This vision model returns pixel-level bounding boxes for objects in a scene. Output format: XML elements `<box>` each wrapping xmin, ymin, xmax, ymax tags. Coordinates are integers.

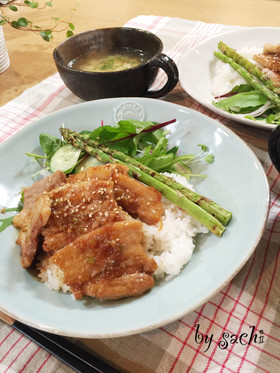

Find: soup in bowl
<box><xmin>53</xmin><ymin>27</ymin><xmax>179</xmax><ymax>101</ymax></box>
<box><xmin>69</xmin><ymin>47</ymin><xmax>149</xmax><ymax>72</ymax></box>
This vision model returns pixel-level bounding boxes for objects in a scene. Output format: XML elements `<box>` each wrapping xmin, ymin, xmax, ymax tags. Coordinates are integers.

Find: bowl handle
<box><xmin>268</xmin><ymin>125</ymin><xmax>280</xmax><ymax>173</ymax></box>
<box><xmin>144</xmin><ymin>53</ymin><xmax>179</xmax><ymax>98</ymax></box>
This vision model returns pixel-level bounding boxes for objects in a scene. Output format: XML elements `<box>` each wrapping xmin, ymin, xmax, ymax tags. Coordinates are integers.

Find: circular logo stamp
<box><xmin>114</xmin><ymin>101</ymin><xmax>145</xmax><ymax>122</ymax></box>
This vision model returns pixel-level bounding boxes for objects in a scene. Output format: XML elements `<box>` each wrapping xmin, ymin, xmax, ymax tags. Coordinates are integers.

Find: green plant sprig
<box><xmin>0</xmin><ymin>0</ymin><xmax>75</xmax><ymax>41</ymax></box>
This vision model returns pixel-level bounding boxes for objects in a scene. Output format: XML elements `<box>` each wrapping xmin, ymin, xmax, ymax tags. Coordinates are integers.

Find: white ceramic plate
<box><xmin>0</xmin><ymin>98</ymin><xmax>269</xmax><ymax>338</ymax></box>
<box><xmin>178</xmin><ymin>27</ymin><xmax>280</xmax><ymax>130</ymax></box>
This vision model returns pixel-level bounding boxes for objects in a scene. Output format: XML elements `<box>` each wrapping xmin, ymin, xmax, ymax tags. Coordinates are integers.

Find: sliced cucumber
<box><xmin>74</xmin><ymin>156</ymin><xmax>104</xmax><ymax>174</ymax></box>
<box><xmin>50</xmin><ymin>144</ymin><xmax>82</xmax><ymax>173</ymax></box>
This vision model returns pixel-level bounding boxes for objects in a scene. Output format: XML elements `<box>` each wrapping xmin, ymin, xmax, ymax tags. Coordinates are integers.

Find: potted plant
<box><xmin>0</xmin><ymin>0</ymin><xmax>75</xmax><ymax>72</ymax></box>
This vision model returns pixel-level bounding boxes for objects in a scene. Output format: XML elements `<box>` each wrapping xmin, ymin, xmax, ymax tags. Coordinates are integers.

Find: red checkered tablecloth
<box><xmin>0</xmin><ymin>16</ymin><xmax>279</xmax><ymax>373</ymax></box>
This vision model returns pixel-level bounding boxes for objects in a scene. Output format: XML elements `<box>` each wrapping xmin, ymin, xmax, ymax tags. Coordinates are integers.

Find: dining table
<box><xmin>0</xmin><ymin>0</ymin><xmax>280</xmax><ymax>372</ymax></box>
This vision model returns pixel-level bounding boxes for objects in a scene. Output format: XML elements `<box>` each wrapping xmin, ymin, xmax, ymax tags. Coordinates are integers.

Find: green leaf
<box><xmin>265</xmin><ymin>113</ymin><xmax>280</xmax><ymax>125</ymax></box>
<box><xmin>111</xmin><ymin>138</ymin><xmax>137</xmax><ymax>156</ymax></box>
<box><xmin>66</xmin><ymin>30</ymin><xmax>74</xmax><ymax>38</ymax></box>
<box><xmin>116</xmin><ymin>120</ymin><xmax>137</xmax><ymax>133</ymax></box>
<box><xmin>145</xmin><ymin>153</ymin><xmax>175</xmax><ymax>171</ymax></box>
<box><xmin>136</xmin><ymin>132</ymin><xmax>159</xmax><ymax>148</ymax></box>
<box><xmin>17</xmin><ymin>18</ymin><xmax>29</xmax><ymax>27</ymax></box>
<box><xmin>156</xmin><ymin>154</ymin><xmax>195</xmax><ymax>171</ymax></box>
<box><xmin>145</xmin><ymin>133</ymin><xmax>169</xmax><ymax>160</ymax></box>
<box><xmin>0</xmin><ymin>199</ymin><xmax>24</xmax><ymax>232</ymax></box>
<box><xmin>29</xmin><ymin>2</ymin><xmax>39</xmax><ymax>8</ymax></box>
<box><xmin>40</xmin><ymin>31</ymin><xmax>52</xmax><ymax>41</ymax></box>
<box><xmin>24</xmin><ymin>0</ymin><xmax>31</xmax><ymax>4</ymax></box>
<box><xmin>166</xmin><ymin>146</ymin><xmax>179</xmax><ymax>156</ymax></box>
<box><xmin>45</xmin><ymin>1</ymin><xmax>53</xmax><ymax>6</ymax></box>
<box><xmin>0</xmin><ymin>216</ymin><xmax>14</xmax><ymax>233</ymax></box>
<box><xmin>243</xmin><ymin>115</ymin><xmax>256</xmax><ymax>121</ymax></box>
<box><xmin>20</xmin><ymin>191</ymin><xmax>24</xmax><ymax>205</ymax></box>
<box><xmin>0</xmin><ymin>20</ymin><xmax>7</xmax><ymax>26</ymax></box>
<box><xmin>11</xmin><ymin>21</ymin><xmax>20</xmax><ymax>29</ymax></box>
<box><xmin>79</xmin><ymin>130</ymin><xmax>91</xmax><ymax>136</ymax></box>
<box><xmin>204</xmin><ymin>155</ymin><xmax>215</xmax><ymax>163</ymax></box>
<box><xmin>213</xmin><ymin>91</ymin><xmax>267</xmax><ymax>114</ymax></box>
<box><xmin>230</xmin><ymin>84</ymin><xmax>252</xmax><ymax>94</ymax></box>
<box><xmin>68</xmin><ymin>22</ymin><xmax>75</xmax><ymax>30</ymax></box>
<box><xmin>198</xmin><ymin>144</ymin><xmax>208</xmax><ymax>152</ymax></box>
<box><xmin>39</xmin><ymin>132</ymin><xmax>64</xmax><ymax>158</ymax></box>
<box><xmin>9</xmin><ymin>5</ymin><xmax>18</xmax><ymax>11</ymax></box>
<box><xmin>90</xmin><ymin>126</ymin><xmax>121</xmax><ymax>142</ymax></box>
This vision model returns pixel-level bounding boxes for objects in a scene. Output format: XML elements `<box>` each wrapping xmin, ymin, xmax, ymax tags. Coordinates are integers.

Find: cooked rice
<box><xmin>212</xmin><ymin>47</ymin><xmax>262</xmax><ymax>97</ymax></box>
<box><xmin>39</xmin><ymin>172</ymin><xmax>208</xmax><ymax>291</ymax></box>
<box><xmin>142</xmin><ymin>173</ymin><xmax>208</xmax><ymax>280</ymax></box>
<box><xmin>38</xmin><ymin>257</ymin><xmax>70</xmax><ymax>293</ymax></box>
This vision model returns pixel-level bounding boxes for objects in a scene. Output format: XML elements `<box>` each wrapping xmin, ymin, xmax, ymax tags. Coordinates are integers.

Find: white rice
<box><xmin>38</xmin><ymin>258</ymin><xmax>70</xmax><ymax>293</ymax></box>
<box><xmin>212</xmin><ymin>47</ymin><xmax>262</xmax><ymax>97</ymax></box>
<box><xmin>142</xmin><ymin>173</ymin><xmax>208</xmax><ymax>280</ymax></box>
<box><xmin>39</xmin><ymin>172</ymin><xmax>208</xmax><ymax>291</ymax></box>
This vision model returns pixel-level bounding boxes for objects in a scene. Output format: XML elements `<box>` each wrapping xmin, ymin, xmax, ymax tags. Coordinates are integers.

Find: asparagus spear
<box><xmin>60</xmin><ymin>128</ymin><xmax>229</xmax><ymax>237</ymax></box>
<box><xmin>153</xmin><ymin>173</ymin><xmax>232</xmax><ymax>226</ymax></box>
<box><xmin>214</xmin><ymin>51</ymin><xmax>280</xmax><ymax>109</ymax></box>
<box><xmin>218</xmin><ymin>41</ymin><xmax>280</xmax><ymax>95</ymax></box>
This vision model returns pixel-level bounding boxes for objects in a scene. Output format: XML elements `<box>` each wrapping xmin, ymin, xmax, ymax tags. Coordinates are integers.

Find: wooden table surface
<box><xmin>1</xmin><ymin>0</ymin><xmax>279</xmax><ymax>148</ymax></box>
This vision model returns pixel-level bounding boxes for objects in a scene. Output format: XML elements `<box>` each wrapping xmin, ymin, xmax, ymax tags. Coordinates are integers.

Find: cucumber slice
<box><xmin>74</xmin><ymin>156</ymin><xmax>103</xmax><ymax>174</ymax></box>
<box><xmin>50</xmin><ymin>144</ymin><xmax>82</xmax><ymax>173</ymax></box>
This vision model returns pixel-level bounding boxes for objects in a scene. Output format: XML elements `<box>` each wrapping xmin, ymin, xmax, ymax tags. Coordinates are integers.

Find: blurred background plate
<box><xmin>178</xmin><ymin>27</ymin><xmax>280</xmax><ymax>130</ymax></box>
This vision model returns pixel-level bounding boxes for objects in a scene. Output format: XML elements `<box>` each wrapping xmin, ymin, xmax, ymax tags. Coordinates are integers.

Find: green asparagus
<box><xmin>218</xmin><ymin>41</ymin><xmax>280</xmax><ymax>95</ymax></box>
<box><xmin>214</xmin><ymin>50</ymin><xmax>280</xmax><ymax>109</ymax></box>
<box><xmin>60</xmin><ymin>128</ymin><xmax>231</xmax><ymax>237</ymax></box>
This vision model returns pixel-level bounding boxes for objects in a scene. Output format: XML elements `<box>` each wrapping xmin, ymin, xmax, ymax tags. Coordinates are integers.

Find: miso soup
<box><xmin>69</xmin><ymin>47</ymin><xmax>149</xmax><ymax>72</ymax></box>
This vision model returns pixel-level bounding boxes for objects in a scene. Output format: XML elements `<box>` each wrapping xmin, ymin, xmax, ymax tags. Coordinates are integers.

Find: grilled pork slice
<box><xmin>13</xmin><ymin>170</ymin><xmax>67</xmax><ymax>268</ymax></box>
<box><xmin>253</xmin><ymin>53</ymin><xmax>280</xmax><ymax>72</ymax></box>
<box><xmin>67</xmin><ymin>163</ymin><xmax>126</xmax><ymax>182</ymax></box>
<box><xmin>13</xmin><ymin>170</ymin><xmax>66</xmax><ymax>229</ymax></box>
<box><xmin>263</xmin><ymin>43</ymin><xmax>280</xmax><ymax>55</ymax></box>
<box><xmin>17</xmin><ymin>194</ymin><xmax>52</xmax><ymax>268</ymax></box>
<box><xmin>50</xmin><ymin>220</ymin><xmax>157</xmax><ymax>300</ymax></box>
<box><xmin>81</xmin><ymin>273</ymin><xmax>155</xmax><ymax>300</ymax></box>
<box><xmin>262</xmin><ymin>68</ymin><xmax>280</xmax><ymax>87</ymax></box>
<box><xmin>68</xmin><ymin>164</ymin><xmax>163</xmax><ymax>225</ymax></box>
<box><xmin>42</xmin><ymin>179</ymin><xmax>129</xmax><ymax>253</ymax></box>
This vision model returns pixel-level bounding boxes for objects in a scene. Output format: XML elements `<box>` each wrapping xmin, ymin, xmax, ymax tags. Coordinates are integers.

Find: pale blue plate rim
<box><xmin>0</xmin><ymin>97</ymin><xmax>270</xmax><ymax>338</ymax></box>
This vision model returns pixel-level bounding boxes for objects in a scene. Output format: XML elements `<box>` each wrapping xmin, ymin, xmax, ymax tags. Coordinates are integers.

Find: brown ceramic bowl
<box><xmin>53</xmin><ymin>27</ymin><xmax>178</xmax><ymax>101</ymax></box>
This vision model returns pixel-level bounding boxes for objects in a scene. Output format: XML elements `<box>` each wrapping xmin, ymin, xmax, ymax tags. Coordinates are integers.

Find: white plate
<box><xmin>0</xmin><ymin>98</ymin><xmax>269</xmax><ymax>338</ymax></box>
<box><xmin>178</xmin><ymin>27</ymin><xmax>280</xmax><ymax>130</ymax></box>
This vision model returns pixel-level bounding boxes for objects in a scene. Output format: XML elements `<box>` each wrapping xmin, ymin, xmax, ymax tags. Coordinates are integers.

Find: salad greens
<box><xmin>28</xmin><ymin>119</ymin><xmax>214</xmax><ymax>179</ymax></box>
<box><xmin>213</xmin><ymin>41</ymin><xmax>280</xmax><ymax>125</ymax></box>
